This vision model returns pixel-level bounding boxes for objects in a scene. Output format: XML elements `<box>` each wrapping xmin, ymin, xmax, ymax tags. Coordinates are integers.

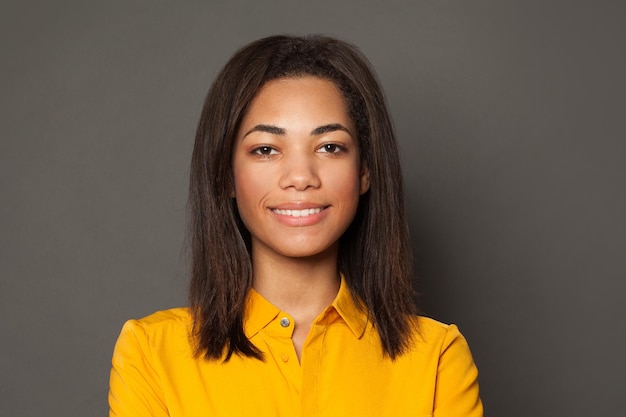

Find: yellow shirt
<box><xmin>109</xmin><ymin>279</ymin><xmax>483</xmax><ymax>416</ymax></box>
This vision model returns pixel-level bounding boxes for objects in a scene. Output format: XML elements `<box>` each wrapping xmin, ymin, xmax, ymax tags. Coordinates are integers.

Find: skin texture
<box><xmin>233</xmin><ymin>76</ymin><xmax>369</xmax><ymax>262</ymax></box>
<box><xmin>231</xmin><ymin>76</ymin><xmax>370</xmax><ymax>358</ymax></box>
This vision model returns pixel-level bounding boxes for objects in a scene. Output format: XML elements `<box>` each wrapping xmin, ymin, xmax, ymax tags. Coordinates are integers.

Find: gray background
<box><xmin>1</xmin><ymin>1</ymin><xmax>624</xmax><ymax>416</ymax></box>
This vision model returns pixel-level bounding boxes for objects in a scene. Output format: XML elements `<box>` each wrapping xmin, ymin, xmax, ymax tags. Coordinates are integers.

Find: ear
<box><xmin>359</xmin><ymin>165</ymin><xmax>370</xmax><ymax>195</ymax></box>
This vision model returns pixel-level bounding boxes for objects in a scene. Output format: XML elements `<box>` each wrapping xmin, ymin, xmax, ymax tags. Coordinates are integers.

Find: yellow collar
<box><xmin>243</xmin><ymin>275</ymin><xmax>368</xmax><ymax>339</ymax></box>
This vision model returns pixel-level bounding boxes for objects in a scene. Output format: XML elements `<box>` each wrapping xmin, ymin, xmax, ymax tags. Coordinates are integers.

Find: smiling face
<box><xmin>232</xmin><ymin>76</ymin><xmax>369</xmax><ymax>262</ymax></box>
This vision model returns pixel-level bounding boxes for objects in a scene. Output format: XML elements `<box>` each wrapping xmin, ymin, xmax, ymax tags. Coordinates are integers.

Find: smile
<box><xmin>271</xmin><ymin>207</ymin><xmax>324</xmax><ymax>217</ymax></box>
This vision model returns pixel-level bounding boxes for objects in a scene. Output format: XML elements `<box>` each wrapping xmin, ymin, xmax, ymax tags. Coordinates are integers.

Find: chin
<box><xmin>258</xmin><ymin>238</ymin><xmax>340</xmax><ymax>261</ymax></box>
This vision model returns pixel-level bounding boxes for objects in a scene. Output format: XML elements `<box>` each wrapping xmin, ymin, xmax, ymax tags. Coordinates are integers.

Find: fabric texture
<box><xmin>109</xmin><ymin>279</ymin><xmax>483</xmax><ymax>417</ymax></box>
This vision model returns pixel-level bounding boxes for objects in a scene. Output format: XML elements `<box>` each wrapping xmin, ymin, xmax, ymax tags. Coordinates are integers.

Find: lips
<box><xmin>268</xmin><ymin>202</ymin><xmax>330</xmax><ymax>222</ymax></box>
<box><xmin>271</xmin><ymin>207</ymin><xmax>323</xmax><ymax>217</ymax></box>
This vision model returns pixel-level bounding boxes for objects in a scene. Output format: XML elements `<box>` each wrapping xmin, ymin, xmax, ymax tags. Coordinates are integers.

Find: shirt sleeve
<box><xmin>433</xmin><ymin>324</ymin><xmax>483</xmax><ymax>417</ymax></box>
<box><xmin>108</xmin><ymin>320</ymin><xmax>169</xmax><ymax>417</ymax></box>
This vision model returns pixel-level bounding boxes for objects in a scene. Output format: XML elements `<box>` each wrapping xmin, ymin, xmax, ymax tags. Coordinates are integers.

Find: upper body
<box><xmin>109</xmin><ymin>35</ymin><xmax>483</xmax><ymax>417</ymax></box>
<box><xmin>109</xmin><ymin>279</ymin><xmax>482</xmax><ymax>417</ymax></box>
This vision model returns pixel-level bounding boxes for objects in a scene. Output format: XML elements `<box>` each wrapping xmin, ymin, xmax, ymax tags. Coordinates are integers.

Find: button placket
<box><xmin>273</xmin><ymin>315</ymin><xmax>295</xmax><ymax>366</ymax></box>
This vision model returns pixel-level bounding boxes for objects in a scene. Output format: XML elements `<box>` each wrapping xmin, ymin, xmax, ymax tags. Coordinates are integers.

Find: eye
<box><xmin>251</xmin><ymin>146</ymin><xmax>278</xmax><ymax>156</ymax></box>
<box><xmin>317</xmin><ymin>143</ymin><xmax>345</xmax><ymax>154</ymax></box>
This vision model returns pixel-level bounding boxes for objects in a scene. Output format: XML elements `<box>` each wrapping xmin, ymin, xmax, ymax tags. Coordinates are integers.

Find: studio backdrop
<box><xmin>1</xmin><ymin>1</ymin><xmax>624</xmax><ymax>416</ymax></box>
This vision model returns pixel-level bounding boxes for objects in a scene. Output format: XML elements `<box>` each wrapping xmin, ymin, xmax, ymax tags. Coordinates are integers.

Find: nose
<box><xmin>278</xmin><ymin>151</ymin><xmax>321</xmax><ymax>191</ymax></box>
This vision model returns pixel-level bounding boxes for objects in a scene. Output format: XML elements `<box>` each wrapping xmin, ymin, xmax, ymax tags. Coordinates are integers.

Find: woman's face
<box><xmin>232</xmin><ymin>76</ymin><xmax>369</xmax><ymax>261</ymax></box>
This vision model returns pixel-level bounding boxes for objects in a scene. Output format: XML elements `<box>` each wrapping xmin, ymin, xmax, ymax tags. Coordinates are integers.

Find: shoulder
<box><xmin>109</xmin><ymin>308</ymin><xmax>194</xmax><ymax>416</ymax></box>
<box><xmin>415</xmin><ymin>316</ymin><xmax>460</xmax><ymax>337</ymax></box>
<box><xmin>404</xmin><ymin>316</ymin><xmax>475</xmax><ymax>360</ymax></box>
<box><xmin>129</xmin><ymin>307</ymin><xmax>192</xmax><ymax>328</ymax></box>
<box><xmin>410</xmin><ymin>317</ymin><xmax>483</xmax><ymax>415</ymax></box>
<box><xmin>114</xmin><ymin>308</ymin><xmax>193</xmax><ymax>355</ymax></box>
<box><xmin>122</xmin><ymin>307</ymin><xmax>191</xmax><ymax>332</ymax></box>
<box><xmin>413</xmin><ymin>315</ymin><xmax>462</xmax><ymax>340</ymax></box>
<box><xmin>415</xmin><ymin>315</ymin><xmax>452</xmax><ymax>332</ymax></box>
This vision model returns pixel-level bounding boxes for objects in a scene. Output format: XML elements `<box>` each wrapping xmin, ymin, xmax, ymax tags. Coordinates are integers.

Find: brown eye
<box><xmin>252</xmin><ymin>146</ymin><xmax>278</xmax><ymax>156</ymax></box>
<box><xmin>318</xmin><ymin>143</ymin><xmax>345</xmax><ymax>154</ymax></box>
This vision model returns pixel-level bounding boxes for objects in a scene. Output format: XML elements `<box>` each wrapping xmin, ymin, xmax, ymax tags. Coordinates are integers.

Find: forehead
<box><xmin>241</xmin><ymin>77</ymin><xmax>352</xmax><ymax>126</ymax></box>
<box><xmin>256</xmin><ymin>76</ymin><xmax>346</xmax><ymax>102</ymax></box>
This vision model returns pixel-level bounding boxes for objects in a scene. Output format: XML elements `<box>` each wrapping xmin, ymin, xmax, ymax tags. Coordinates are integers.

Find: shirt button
<box><xmin>281</xmin><ymin>353</ymin><xmax>289</xmax><ymax>362</ymax></box>
<box><xmin>279</xmin><ymin>317</ymin><xmax>290</xmax><ymax>327</ymax></box>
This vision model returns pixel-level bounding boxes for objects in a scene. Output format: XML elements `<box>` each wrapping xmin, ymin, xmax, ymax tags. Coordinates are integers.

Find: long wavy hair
<box><xmin>189</xmin><ymin>35</ymin><xmax>417</xmax><ymax>361</ymax></box>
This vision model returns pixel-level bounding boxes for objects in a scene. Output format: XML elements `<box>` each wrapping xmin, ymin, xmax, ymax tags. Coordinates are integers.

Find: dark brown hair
<box><xmin>189</xmin><ymin>35</ymin><xmax>417</xmax><ymax>361</ymax></box>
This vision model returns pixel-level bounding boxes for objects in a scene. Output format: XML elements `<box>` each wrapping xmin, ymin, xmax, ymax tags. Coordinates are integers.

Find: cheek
<box><xmin>232</xmin><ymin>158</ymin><xmax>255</xmax><ymax>199</ymax></box>
<box><xmin>232</xmin><ymin>182</ymin><xmax>256</xmax><ymax>234</ymax></box>
<box><xmin>233</xmin><ymin>174</ymin><xmax>256</xmax><ymax>208</ymax></box>
<box><xmin>232</xmin><ymin>165</ymin><xmax>270</xmax><ymax>218</ymax></box>
<box><xmin>326</xmin><ymin>165</ymin><xmax>363</xmax><ymax>213</ymax></box>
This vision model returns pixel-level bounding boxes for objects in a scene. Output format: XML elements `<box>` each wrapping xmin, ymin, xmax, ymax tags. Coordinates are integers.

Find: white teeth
<box><xmin>273</xmin><ymin>208</ymin><xmax>322</xmax><ymax>217</ymax></box>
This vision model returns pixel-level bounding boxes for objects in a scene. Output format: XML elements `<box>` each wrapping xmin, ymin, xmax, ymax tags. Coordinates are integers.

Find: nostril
<box><xmin>279</xmin><ymin>165</ymin><xmax>321</xmax><ymax>190</ymax></box>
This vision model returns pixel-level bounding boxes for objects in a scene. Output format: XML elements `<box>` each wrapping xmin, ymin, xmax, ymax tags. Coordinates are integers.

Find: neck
<box><xmin>251</xmin><ymin>243</ymin><xmax>341</xmax><ymax>318</ymax></box>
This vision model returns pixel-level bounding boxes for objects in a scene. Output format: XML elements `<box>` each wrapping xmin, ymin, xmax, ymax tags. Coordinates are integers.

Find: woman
<box><xmin>109</xmin><ymin>35</ymin><xmax>483</xmax><ymax>417</ymax></box>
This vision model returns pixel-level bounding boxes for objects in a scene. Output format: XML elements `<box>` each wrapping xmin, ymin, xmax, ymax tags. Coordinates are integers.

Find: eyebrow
<box><xmin>243</xmin><ymin>124</ymin><xmax>285</xmax><ymax>137</ymax></box>
<box><xmin>311</xmin><ymin>123</ymin><xmax>352</xmax><ymax>136</ymax></box>
<box><xmin>243</xmin><ymin>123</ymin><xmax>352</xmax><ymax>138</ymax></box>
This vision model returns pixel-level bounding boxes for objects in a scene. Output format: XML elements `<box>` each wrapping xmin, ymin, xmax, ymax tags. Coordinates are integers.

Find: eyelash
<box><xmin>249</xmin><ymin>143</ymin><xmax>347</xmax><ymax>158</ymax></box>
<box><xmin>251</xmin><ymin>146</ymin><xmax>278</xmax><ymax>156</ymax></box>
<box><xmin>317</xmin><ymin>143</ymin><xmax>346</xmax><ymax>154</ymax></box>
